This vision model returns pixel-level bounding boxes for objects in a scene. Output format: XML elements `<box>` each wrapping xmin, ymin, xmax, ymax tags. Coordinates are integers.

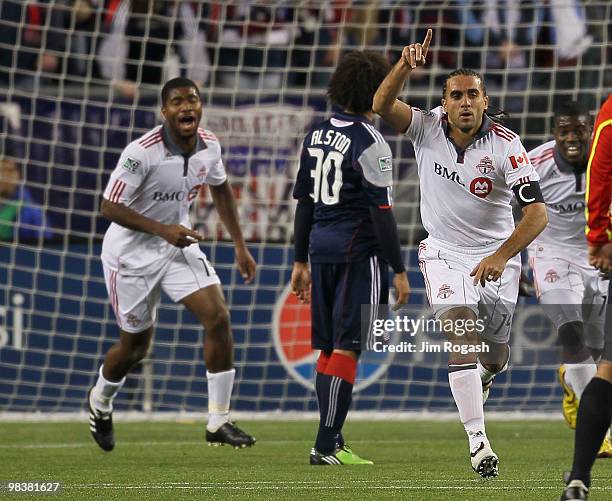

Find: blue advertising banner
<box><xmin>1</xmin><ymin>243</ymin><xmax>562</xmax><ymax>414</ymax></box>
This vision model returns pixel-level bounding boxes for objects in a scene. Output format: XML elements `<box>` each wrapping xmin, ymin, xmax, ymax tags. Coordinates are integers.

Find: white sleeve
<box><xmin>504</xmin><ymin>138</ymin><xmax>540</xmax><ymax>188</ymax></box>
<box><xmin>204</xmin><ymin>142</ymin><xmax>227</xmax><ymax>186</ymax></box>
<box><xmin>404</xmin><ymin>107</ymin><xmax>440</xmax><ymax>147</ymax></box>
<box><xmin>103</xmin><ymin>143</ymin><xmax>148</xmax><ymax>204</ymax></box>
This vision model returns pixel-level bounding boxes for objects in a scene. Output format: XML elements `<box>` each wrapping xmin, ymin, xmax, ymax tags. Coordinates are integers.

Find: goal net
<box><xmin>0</xmin><ymin>1</ymin><xmax>610</xmax><ymax>417</ymax></box>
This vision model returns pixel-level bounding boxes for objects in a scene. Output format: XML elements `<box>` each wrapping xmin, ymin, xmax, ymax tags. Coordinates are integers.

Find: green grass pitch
<box><xmin>1</xmin><ymin>420</ymin><xmax>610</xmax><ymax>500</ymax></box>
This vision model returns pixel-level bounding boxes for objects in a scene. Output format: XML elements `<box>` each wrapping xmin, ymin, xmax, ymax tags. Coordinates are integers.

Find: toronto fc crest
<box><xmin>476</xmin><ymin>156</ymin><xmax>495</xmax><ymax>174</ymax></box>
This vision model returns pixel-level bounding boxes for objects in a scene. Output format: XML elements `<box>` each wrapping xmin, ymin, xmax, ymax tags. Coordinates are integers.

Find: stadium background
<box><xmin>0</xmin><ymin>0</ymin><xmax>610</xmax><ymax>417</ymax></box>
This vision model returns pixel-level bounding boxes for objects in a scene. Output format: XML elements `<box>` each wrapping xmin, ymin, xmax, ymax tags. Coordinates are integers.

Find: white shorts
<box><xmin>102</xmin><ymin>245</ymin><xmax>220</xmax><ymax>333</ymax></box>
<box><xmin>528</xmin><ymin>245</ymin><xmax>608</xmax><ymax>349</ymax></box>
<box><xmin>418</xmin><ymin>237</ymin><xmax>521</xmax><ymax>343</ymax></box>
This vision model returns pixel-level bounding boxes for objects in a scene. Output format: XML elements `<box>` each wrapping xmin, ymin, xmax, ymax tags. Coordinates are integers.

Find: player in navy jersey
<box><xmin>291</xmin><ymin>51</ymin><xmax>410</xmax><ymax>465</ymax></box>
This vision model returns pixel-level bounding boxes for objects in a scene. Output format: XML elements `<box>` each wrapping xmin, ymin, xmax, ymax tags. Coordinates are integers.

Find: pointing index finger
<box><xmin>422</xmin><ymin>29</ymin><xmax>432</xmax><ymax>57</ymax></box>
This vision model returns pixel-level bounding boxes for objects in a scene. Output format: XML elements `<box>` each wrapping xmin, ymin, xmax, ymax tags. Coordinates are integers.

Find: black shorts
<box><xmin>310</xmin><ymin>256</ymin><xmax>389</xmax><ymax>352</ymax></box>
<box><xmin>603</xmin><ymin>274</ymin><xmax>612</xmax><ymax>362</ymax></box>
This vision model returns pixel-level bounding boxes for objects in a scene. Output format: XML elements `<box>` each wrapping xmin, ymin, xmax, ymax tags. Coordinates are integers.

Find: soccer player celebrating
<box><xmin>88</xmin><ymin>77</ymin><xmax>257</xmax><ymax>451</ymax></box>
<box><xmin>373</xmin><ymin>29</ymin><xmax>548</xmax><ymax>477</ymax></box>
<box><xmin>291</xmin><ymin>50</ymin><xmax>410</xmax><ymax>465</ymax></box>
<box><xmin>526</xmin><ymin>101</ymin><xmax>611</xmax><ymax>457</ymax></box>
<box><xmin>561</xmin><ymin>94</ymin><xmax>612</xmax><ymax>501</ymax></box>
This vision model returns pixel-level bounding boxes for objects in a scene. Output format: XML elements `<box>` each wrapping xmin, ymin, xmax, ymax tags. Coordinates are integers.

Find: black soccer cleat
<box><xmin>87</xmin><ymin>387</ymin><xmax>115</xmax><ymax>452</ymax></box>
<box><xmin>206</xmin><ymin>422</ymin><xmax>256</xmax><ymax>449</ymax></box>
<box><xmin>560</xmin><ymin>479</ymin><xmax>589</xmax><ymax>500</ymax></box>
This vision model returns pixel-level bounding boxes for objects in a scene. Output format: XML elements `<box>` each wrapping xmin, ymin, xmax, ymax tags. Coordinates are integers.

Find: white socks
<box><xmin>449</xmin><ymin>367</ymin><xmax>485</xmax><ymax>435</ymax></box>
<box><xmin>477</xmin><ymin>347</ymin><xmax>510</xmax><ymax>384</ymax></box>
<box><xmin>565</xmin><ymin>358</ymin><xmax>596</xmax><ymax>400</ymax></box>
<box><xmin>206</xmin><ymin>368</ymin><xmax>235</xmax><ymax>432</ymax></box>
<box><xmin>477</xmin><ymin>360</ymin><xmax>496</xmax><ymax>385</ymax></box>
<box><xmin>90</xmin><ymin>365</ymin><xmax>125</xmax><ymax>413</ymax></box>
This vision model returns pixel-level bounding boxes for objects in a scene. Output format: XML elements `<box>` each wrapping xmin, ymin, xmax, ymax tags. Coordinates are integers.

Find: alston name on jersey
<box><xmin>310</xmin><ymin>129</ymin><xmax>351</xmax><ymax>155</ymax></box>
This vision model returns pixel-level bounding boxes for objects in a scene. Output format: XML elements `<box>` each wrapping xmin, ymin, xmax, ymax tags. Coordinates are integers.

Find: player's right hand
<box><xmin>160</xmin><ymin>224</ymin><xmax>204</xmax><ymax>248</ymax></box>
<box><xmin>291</xmin><ymin>262</ymin><xmax>311</xmax><ymax>304</ymax></box>
<box><xmin>588</xmin><ymin>242</ymin><xmax>612</xmax><ymax>273</ymax></box>
<box><xmin>402</xmin><ymin>29</ymin><xmax>432</xmax><ymax>69</ymax></box>
<box><xmin>392</xmin><ymin>272</ymin><xmax>410</xmax><ymax>311</ymax></box>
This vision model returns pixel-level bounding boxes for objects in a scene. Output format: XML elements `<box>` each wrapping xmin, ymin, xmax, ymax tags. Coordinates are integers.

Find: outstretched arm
<box><xmin>372</xmin><ymin>29</ymin><xmax>432</xmax><ymax>133</ymax></box>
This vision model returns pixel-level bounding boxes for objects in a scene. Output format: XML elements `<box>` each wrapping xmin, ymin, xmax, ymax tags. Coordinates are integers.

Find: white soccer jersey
<box><xmin>528</xmin><ymin>140</ymin><xmax>588</xmax><ymax>252</ymax></box>
<box><xmin>406</xmin><ymin>106</ymin><xmax>539</xmax><ymax>248</ymax></box>
<box><xmin>102</xmin><ymin>125</ymin><xmax>227</xmax><ymax>275</ymax></box>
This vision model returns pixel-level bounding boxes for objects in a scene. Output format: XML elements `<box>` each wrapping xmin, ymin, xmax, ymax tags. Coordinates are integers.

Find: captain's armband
<box><xmin>512</xmin><ymin>181</ymin><xmax>544</xmax><ymax>207</ymax></box>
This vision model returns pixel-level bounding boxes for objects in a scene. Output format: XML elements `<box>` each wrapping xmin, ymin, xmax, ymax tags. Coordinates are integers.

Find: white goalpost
<box><xmin>0</xmin><ymin>1</ymin><xmax>610</xmax><ymax>419</ymax></box>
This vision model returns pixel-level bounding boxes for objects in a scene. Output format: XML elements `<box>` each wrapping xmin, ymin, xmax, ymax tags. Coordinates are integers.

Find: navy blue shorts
<box><xmin>310</xmin><ymin>256</ymin><xmax>389</xmax><ymax>352</ymax></box>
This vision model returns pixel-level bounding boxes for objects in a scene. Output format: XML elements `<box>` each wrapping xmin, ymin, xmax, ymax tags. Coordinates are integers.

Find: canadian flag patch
<box><xmin>508</xmin><ymin>151</ymin><xmax>529</xmax><ymax>169</ymax></box>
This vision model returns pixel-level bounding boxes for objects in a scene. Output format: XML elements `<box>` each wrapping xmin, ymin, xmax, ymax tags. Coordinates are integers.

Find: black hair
<box><xmin>327</xmin><ymin>50</ymin><xmax>392</xmax><ymax>114</ymax></box>
<box><xmin>442</xmin><ymin>68</ymin><xmax>487</xmax><ymax>98</ymax></box>
<box><xmin>442</xmin><ymin>68</ymin><xmax>509</xmax><ymax>125</ymax></box>
<box><xmin>161</xmin><ymin>77</ymin><xmax>200</xmax><ymax>104</ymax></box>
<box><xmin>1</xmin><ymin>135</ymin><xmax>23</xmax><ymax>164</ymax></box>
<box><xmin>554</xmin><ymin>100</ymin><xmax>591</xmax><ymax>120</ymax></box>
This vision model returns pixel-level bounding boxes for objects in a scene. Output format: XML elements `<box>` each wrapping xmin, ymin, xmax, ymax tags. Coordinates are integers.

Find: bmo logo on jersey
<box><xmin>551</xmin><ymin>201</ymin><xmax>585</xmax><ymax>213</ymax></box>
<box><xmin>153</xmin><ymin>185</ymin><xmax>202</xmax><ymax>202</ymax></box>
<box><xmin>470</xmin><ymin>177</ymin><xmax>493</xmax><ymax>198</ymax></box>
<box><xmin>153</xmin><ymin>191</ymin><xmax>185</xmax><ymax>202</ymax></box>
<box><xmin>433</xmin><ymin>162</ymin><xmax>465</xmax><ymax>187</ymax></box>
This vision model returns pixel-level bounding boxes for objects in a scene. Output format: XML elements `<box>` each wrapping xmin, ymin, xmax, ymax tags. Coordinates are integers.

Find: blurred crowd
<box><xmin>0</xmin><ymin>0</ymin><xmax>610</xmax><ymax>243</ymax></box>
<box><xmin>0</xmin><ymin>1</ymin><xmax>609</xmax><ymax>103</ymax></box>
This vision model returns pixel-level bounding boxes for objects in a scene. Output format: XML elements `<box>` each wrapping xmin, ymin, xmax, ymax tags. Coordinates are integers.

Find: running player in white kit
<box><xmin>373</xmin><ymin>30</ymin><xmax>548</xmax><ymax>477</ymax></box>
<box><xmin>88</xmin><ymin>77</ymin><xmax>257</xmax><ymax>451</ymax></box>
<box><xmin>527</xmin><ymin>101</ymin><xmax>611</xmax><ymax>457</ymax></box>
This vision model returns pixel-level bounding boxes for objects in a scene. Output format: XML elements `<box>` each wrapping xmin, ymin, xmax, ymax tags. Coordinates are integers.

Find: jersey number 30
<box><xmin>307</xmin><ymin>148</ymin><xmax>343</xmax><ymax>205</ymax></box>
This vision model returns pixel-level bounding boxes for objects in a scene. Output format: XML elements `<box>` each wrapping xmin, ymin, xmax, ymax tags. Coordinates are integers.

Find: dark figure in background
<box><xmin>0</xmin><ymin>155</ymin><xmax>53</xmax><ymax>241</ymax></box>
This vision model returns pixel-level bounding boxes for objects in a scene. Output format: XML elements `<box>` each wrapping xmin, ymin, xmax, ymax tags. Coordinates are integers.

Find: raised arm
<box><xmin>372</xmin><ymin>29</ymin><xmax>432</xmax><ymax>133</ymax></box>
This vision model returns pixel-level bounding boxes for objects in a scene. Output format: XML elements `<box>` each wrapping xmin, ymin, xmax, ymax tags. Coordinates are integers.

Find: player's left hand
<box><xmin>470</xmin><ymin>253</ymin><xmax>508</xmax><ymax>287</ymax></box>
<box><xmin>235</xmin><ymin>245</ymin><xmax>256</xmax><ymax>284</ymax></box>
<box><xmin>392</xmin><ymin>272</ymin><xmax>411</xmax><ymax>310</ymax></box>
<box><xmin>588</xmin><ymin>242</ymin><xmax>612</xmax><ymax>274</ymax></box>
<box><xmin>518</xmin><ymin>271</ymin><xmax>534</xmax><ymax>297</ymax></box>
<box><xmin>291</xmin><ymin>262</ymin><xmax>311</xmax><ymax>304</ymax></box>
